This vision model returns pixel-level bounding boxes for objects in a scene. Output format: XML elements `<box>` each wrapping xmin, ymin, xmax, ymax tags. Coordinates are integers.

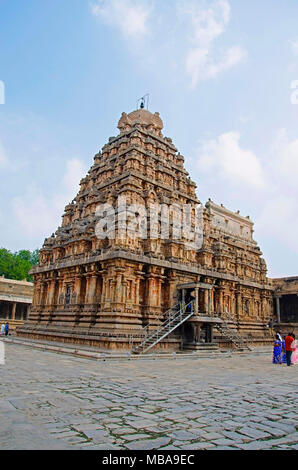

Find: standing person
<box><xmin>0</xmin><ymin>323</ymin><xmax>5</xmax><ymax>335</ymax></box>
<box><xmin>4</xmin><ymin>322</ymin><xmax>9</xmax><ymax>337</ymax></box>
<box><xmin>291</xmin><ymin>334</ymin><xmax>298</xmax><ymax>365</ymax></box>
<box><xmin>282</xmin><ymin>336</ymin><xmax>287</xmax><ymax>364</ymax></box>
<box><xmin>272</xmin><ymin>334</ymin><xmax>283</xmax><ymax>364</ymax></box>
<box><xmin>284</xmin><ymin>332</ymin><xmax>294</xmax><ymax>366</ymax></box>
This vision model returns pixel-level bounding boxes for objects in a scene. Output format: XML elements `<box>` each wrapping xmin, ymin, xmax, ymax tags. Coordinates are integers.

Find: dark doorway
<box><xmin>280</xmin><ymin>295</ymin><xmax>298</xmax><ymax>323</ymax></box>
<box><xmin>200</xmin><ymin>324</ymin><xmax>212</xmax><ymax>343</ymax></box>
<box><xmin>183</xmin><ymin>322</ymin><xmax>194</xmax><ymax>343</ymax></box>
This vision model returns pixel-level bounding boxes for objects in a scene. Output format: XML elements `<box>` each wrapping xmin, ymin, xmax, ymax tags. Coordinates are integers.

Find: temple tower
<box><xmin>17</xmin><ymin>108</ymin><xmax>274</xmax><ymax>350</ymax></box>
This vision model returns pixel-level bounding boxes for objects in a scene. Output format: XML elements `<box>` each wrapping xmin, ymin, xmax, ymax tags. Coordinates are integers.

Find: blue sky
<box><xmin>0</xmin><ymin>0</ymin><xmax>298</xmax><ymax>277</ymax></box>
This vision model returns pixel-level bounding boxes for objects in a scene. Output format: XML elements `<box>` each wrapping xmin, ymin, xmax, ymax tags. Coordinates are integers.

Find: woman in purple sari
<box><xmin>272</xmin><ymin>334</ymin><xmax>283</xmax><ymax>364</ymax></box>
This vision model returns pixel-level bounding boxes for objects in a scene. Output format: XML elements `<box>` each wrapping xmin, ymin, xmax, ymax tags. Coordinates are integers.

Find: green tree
<box><xmin>16</xmin><ymin>250</ymin><xmax>32</xmax><ymax>263</ymax></box>
<box><xmin>30</xmin><ymin>249</ymin><xmax>40</xmax><ymax>266</ymax></box>
<box><xmin>0</xmin><ymin>248</ymin><xmax>40</xmax><ymax>281</ymax></box>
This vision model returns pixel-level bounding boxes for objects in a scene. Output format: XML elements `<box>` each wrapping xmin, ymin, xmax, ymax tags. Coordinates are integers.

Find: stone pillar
<box><xmin>275</xmin><ymin>296</ymin><xmax>281</xmax><ymax>323</ymax></box>
<box><xmin>262</xmin><ymin>294</ymin><xmax>268</xmax><ymax>321</ymax></box>
<box><xmin>157</xmin><ymin>276</ymin><xmax>163</xmax><ymax>308</ymax></box>
<box><xmin>85</xmin><ymin>276</ymin><xmax>92</xmax><ymax>304</ymax></box>
<box><xmin>115</xmin><ymin>273</ymin><xmax>123</xmax><ymax>303</ymax></box>
<box><xmin>121</xmin><ymin>280</ymin><xmax>127</xmax><ymax>304</ymax></box>
<box><xmin>25</xmin><ymin>305</ymin><xmax>30</xmax><ymax>320</ymax></box>
<box><xmin>210</xmin><ymin>289</ymin><xmax>215</xmax><ymax>314</ymax></box>
<box><xmin>47</xmin><ymin>280</ymin><xmax>56</xmax><ymax>307</ymax></box>
<box><xmin>236</xmin><ymin>289</ymin><xmax>242</xmax><ymax>323</ymax></box>
<box><xmin>143</xmin><ymin>269</ymin><xmax>163</xmax><ymax>328</ymax></box>
<box><xmin>11</xmin><ymin>302</ymin><xmax>16</xmax><ymax>320</ymax></box>
<box><xmin>90</xmin><ymin>275</ymin><xmax>98</xmax><ymax>305</ymax></box>
<box><xmin>148</xmin><ymin>276</ymin><xmax>157</xmax><ymax>307</ymax></box>
<box><xmin>74</xmin><ymin>276</ymin><xmax>82</xmax><ymax>304</ymax></box>
<box><xmin>210</xmin><ymin>325</ymin><xmax>214</xmax><ymax>343</ymax></box>
<box><xmin>33</xmin><ymin>283</ymin><xmax>40</xmax><ymax>306</ymax></box>
<box><xmin>71</xmin><ymin>274</ymin><xmax>83</xmax><ymax>324</ymax></box>
<box><xmin>167</xmin><ymin>275</ymin><xmax>178</xmax><ymax>309</ymax></box>
<box><xmin>101</xmin><ymin>276</ymin><xmax>107</xmax><ymax>305</ymax></box>
<box><xmin>79</xmin><ymin>273</ymin><xmax>99</xmax><ymax>327</ymax></box>
<box><xmin>194</xmin><ymin>323</ymin><xmax>201</xmax><ymax>343</ymax></box>
<box><xmin>208</xmin><ymin>289</ymin><xmax>212</xmax><ymax>316</ymax></box>
<box><xmin>135</xmin><ymin>277</ymin><xmax>140</xmax><ymax>306</ymax></box>
<box><xmin>194</xmin><ymin>288</ymin><xmax>199</xmax><ymax>315</ymax></box>
<box><xmin>56</xmin><ymin>278</ymin><xmax>63</xmax><ymax>305</ymax></box>
<box><xmin>218</xmin><ymin>289</ymin><xmax>224</xmax><ymax>315</ymax></box>
<box><xmin>39</xmin><ymin>283</ymin><xmax>45</xmax><ymax>306</ymax></box>
<box><xmin>204</xmin><ymin>289</ymin><xmax>209</xmax><ymax>314</ymax></box>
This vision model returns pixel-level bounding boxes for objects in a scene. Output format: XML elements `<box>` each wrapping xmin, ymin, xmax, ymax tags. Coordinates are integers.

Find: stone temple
<box><xmin>17</xmin><ymin>108</ymin><xmax>275</xmax><ymax>352</ymax></box>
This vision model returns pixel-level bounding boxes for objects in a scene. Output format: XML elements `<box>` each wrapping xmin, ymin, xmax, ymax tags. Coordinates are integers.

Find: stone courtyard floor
<box><xmin>0</xmin><ymin>341</ymin><xmax>297</xmax><ymax>451</ymax></box>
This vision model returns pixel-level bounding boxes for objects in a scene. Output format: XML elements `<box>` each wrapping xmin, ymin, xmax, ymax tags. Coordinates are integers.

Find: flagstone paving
<box><xmin>0</xmin><ymin>342</ymin><xmax>297</xmax><ymax>450</ymax></box>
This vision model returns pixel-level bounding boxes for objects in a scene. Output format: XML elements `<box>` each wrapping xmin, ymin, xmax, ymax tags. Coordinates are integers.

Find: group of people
<box><xmin>0</xmin><ymin>322</ymin><xmax>9</xmax><ymax>336</ymax></box>
<box><xmin>272</xmin><ymin>331</ymin><xmax>297</xmax><ymax>366</ymax></box>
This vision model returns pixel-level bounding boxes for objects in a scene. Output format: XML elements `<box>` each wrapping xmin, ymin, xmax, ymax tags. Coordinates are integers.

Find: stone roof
<box><xmin>118</xmin><ymin>109</ymin><xmax>163</xmax><ymax>135</ymax></box>
<box><xmin>0</xmin><ymin>276</ymin><xmax>33</xmax><ymax>287</ymax></box>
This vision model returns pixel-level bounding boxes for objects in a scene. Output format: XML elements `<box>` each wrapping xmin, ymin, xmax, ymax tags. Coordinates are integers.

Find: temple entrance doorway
<box><xmin>183</xmin><ymin>322</ymin><xmax>195</xmax><ymax>343</ymax></box>
<box><xmin>200</xmin><ymin>324</ymin><xmax>213</xmax><ymax>343</ymax></box>
<box><xmin>177</xmin><ymin>288</ymin><xmax>195</xmax><ymax>311</ymax></box>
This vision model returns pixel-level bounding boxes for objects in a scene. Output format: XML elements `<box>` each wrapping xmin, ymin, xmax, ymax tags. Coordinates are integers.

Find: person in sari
<box><xmin>282</xmin><ymin>336</ymin><xmax>287</xmax><ymax>364</ymax></box>
<box><xmin>291</xmin><ymin>334</ymin><xmax>298</xmax><ymax>364</ymax></box>
<box><xmin>272</xmin><ymin>334</ymin><xmax>283</xmax><ymax>364</ymax></box>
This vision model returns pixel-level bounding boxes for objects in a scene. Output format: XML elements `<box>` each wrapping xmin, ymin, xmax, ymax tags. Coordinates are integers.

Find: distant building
<box><xmin>0</xmin><ymin>276</ymin><xmax>33</xmax><ymax>330</ymax></box>
<box><xmin>272</xmin><ymin>277</ymin><xmax>298</xmax><ymax>334</ymax></box>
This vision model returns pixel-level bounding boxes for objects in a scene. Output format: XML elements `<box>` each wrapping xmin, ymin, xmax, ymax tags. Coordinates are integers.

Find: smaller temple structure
<box><xmin>272</xmin><ymin>277</ymin><xmax>298</xmax><ymax>335</ymax></box>
<box><xmin>0</xmin><ymin>276</ymin><xmax>33</xmax><ymax>330</ymax></box>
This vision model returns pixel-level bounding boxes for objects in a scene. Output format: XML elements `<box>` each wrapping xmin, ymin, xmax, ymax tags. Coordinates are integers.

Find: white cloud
<box><xmin>186</xmin><ymin>45</ymin><xmax>246</xmax><ymax>86</ymax></box>
<box><xmin>278</xmin><ymin>138</ymin><xmax>298</xmax><ymax>184</ymax></box>
<box><xmin>178</xmin><ymin>0</ymin><xmax>246</xmax><ymax>86</ymax></box>
<box><xmin>91</xmin><ymin>0</ymin><xmax>246</xmax><ymax>88</ymax></box>
<box><xmin>12</xmin><ymin>158</ymin><xmax>87</xmax><ymax>241</ymax></box>
<box><xmin>91</xmin><ymin>0</ymin><xmax>151</xmax><ymax>39</ymax></box>
<box><xmin>62</xmin><ymin>158</ymin><xmax>87</xmax><ymax>199</ymax></box>
<box><xmin>256</xmin><ymin>195</ymin><xmax>298</xmax><ymax>256</ymax></box>
<box><xmin>177</xmin><ymin>0</ymin><xmax>231</xmax><ymax>46</ymax></box>
<box><xmin>290</xmin><ymin>39</ymin><xmax>298</xmax><ymax>56</ymax></box>
<box><xmin>0</xmin><ymin>138</ymin><xmax>8</xmax><ymax>167</ymax></box>
<box><xmin>196</xmin><ymin>131</ymin><xmax>265</xmax><ymax>188</ymax></box>
<box><xmin>192</xmin><ymin>127</ymin><xmax>298</xmax><ymax>271</ymax></box>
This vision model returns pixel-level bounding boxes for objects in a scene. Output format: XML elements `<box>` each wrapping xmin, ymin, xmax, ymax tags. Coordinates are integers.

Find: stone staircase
<box><xmin>131</xmin><ymin>305</ymin><xmax>251</xmax><ymax>355</ymax></box>
<box><xmin>131</xmin><ymin>303</ymin><xmax>194</xmax><ymax>355</ymax></box>
<box><xmin>214</xmin><ymin>313</ymin><xmax>252</xmax><ymax>351</ymax></box>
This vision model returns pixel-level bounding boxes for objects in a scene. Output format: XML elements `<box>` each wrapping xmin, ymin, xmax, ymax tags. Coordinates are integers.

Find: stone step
<box><xmin>1</xmin><ymin>336</ymin><xmax>273</xmax><ymax>362</ymax></box>
<box><xmin>183</xmin><ymin>343</ymin><xmax>219</xmax><ymax>351</ymax></box>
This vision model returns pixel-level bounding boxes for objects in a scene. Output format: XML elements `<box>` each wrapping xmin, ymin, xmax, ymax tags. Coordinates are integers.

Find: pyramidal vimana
<box><xmin>17</xmin><ymin>107</ymin><xmax>274</xmax><ymax>352</ymax></box>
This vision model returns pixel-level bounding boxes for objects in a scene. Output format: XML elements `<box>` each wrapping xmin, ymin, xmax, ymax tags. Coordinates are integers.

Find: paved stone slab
<box><xmin>124</xmin><ymin>437</ymin><xmax>171</xmax><ymax>450</ymax></box>
<box><xmin>237</xmin><ymin>427</ymin><xmax>271</xmax><ymax>440</ymax></box>
<box><xmin>0</xmin><ymin>343</ymin><xmax>297</xmax><ymax>450</ymax></box>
